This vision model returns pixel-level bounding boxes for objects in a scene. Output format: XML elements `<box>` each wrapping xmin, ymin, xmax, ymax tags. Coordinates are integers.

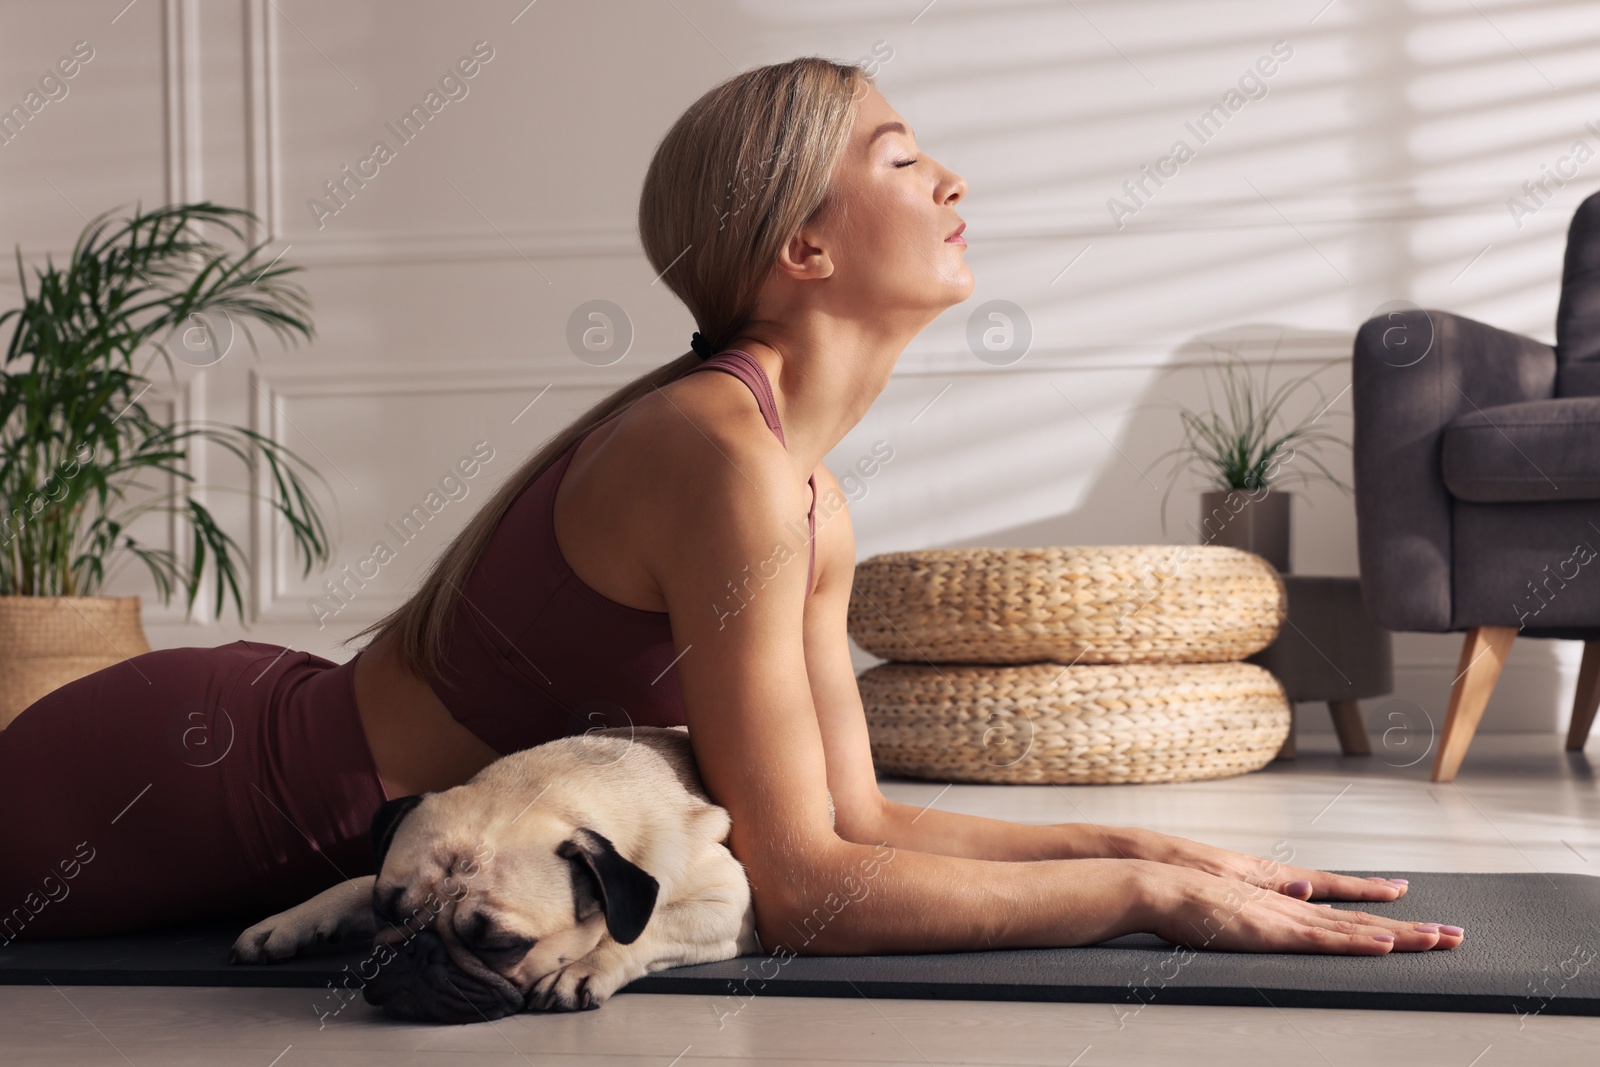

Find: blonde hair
<box><xmin>350</xmin><ymin>56</ymin><xmax>871</xmax><ymax>683</ymax></box>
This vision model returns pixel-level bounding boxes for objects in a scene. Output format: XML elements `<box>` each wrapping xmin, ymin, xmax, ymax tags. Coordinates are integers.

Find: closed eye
<box><xmin>456</xmin><ymin>909</ymin><xmax>538</xmax><ymax>961</ymax></box>
<box><xmin>479</xmin><ymin>936</ymin><xmax>535</xmax><ymax>951</ymax></box>
<box><xmin>895</xmin><ymin>158</ymin><xmax>918</xmax><ymax>167</ymax></box>
<box><xmin>475</xmin><ymin>934</ymin><xmax>538</xmax><ymax>964</ymax></box>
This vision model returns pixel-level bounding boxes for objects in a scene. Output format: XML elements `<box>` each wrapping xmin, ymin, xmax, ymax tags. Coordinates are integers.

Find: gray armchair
<box><xmin>1352</xmin><ymin>188</ymin><xmax>1600</xmax><ymax>782</ymax></box>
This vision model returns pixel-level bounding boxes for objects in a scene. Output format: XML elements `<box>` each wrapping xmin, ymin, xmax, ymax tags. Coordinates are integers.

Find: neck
<box><xmin>724</xmin><ymin>313</ymin><xmax>923</xmax><ymax>479</ymax></box>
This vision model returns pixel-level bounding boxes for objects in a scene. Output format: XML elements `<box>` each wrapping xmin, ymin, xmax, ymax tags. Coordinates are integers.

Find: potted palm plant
<box><xmin>0</xmin><ymin>202</ymin><xmax>332</xmax><ymax>727</ymax></box>
<box><xmin>1147</xmin><ymin>348</ymin><xmax>1353</xmax><ymax>573</ymax></box>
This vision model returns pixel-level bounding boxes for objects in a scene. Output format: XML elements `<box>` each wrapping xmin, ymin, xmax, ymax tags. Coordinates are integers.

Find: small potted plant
<box><xmin>1147</xmin><ymin>347</ymin><xmax>1353</xmax><ymax>573</ymax></box>
<box><xmin>0</xmin><ymin>202</ymin><xmax>333</xmax><ymax>727</ymax></box>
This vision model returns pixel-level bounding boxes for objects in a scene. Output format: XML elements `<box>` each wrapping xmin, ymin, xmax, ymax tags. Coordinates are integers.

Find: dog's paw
<box><xmin>230</xmin><ymin>877</ymin><xmax>377</xmax><ymax>964</ymax></box>
<box><xmin>229</xmin><ymin>905</ymin><xmax>372</xmax><ymax>964</ymax></box>
<box><xmin>528</xmin><ymin>960</ymin><xmax>616</xmax><ymax>1013</ymax></box>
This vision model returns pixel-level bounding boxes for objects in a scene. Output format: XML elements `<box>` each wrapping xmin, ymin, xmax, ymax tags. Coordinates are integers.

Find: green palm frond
<box><xmin>0</xmin><ymin>202</ymin><xmax>331</xmax><ymax>620</ymax></box>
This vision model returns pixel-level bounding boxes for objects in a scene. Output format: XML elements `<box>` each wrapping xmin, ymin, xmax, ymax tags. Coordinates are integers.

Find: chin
<box><xmin>943</xmin><ymin>264</ymin><xmax>976</xmax><ymax>302</ymax></box>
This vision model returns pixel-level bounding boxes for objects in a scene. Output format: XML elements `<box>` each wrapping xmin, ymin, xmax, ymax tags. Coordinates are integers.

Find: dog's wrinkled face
<box><xmin>359</xmin><ymin>787</ymin><xmax>659</xmax><ymax>1023</ymax></box>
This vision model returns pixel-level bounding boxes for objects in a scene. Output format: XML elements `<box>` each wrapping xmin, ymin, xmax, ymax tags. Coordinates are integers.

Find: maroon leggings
<box><xmin>0</xmin><ymin>641</ymin><xmax>390</xmax><ymax>941</ymax></box>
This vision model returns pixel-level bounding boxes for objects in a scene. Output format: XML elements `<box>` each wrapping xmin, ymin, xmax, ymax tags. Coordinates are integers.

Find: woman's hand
<box><xmin>1104</xmin><ymin>826</ymin><xmax>1412</xmax><ymax>902</ymax></box>
<box><xmin>1126</xmin><ymin>860</ymin><xmax>1465</xmax><ymax>954</ymax></box>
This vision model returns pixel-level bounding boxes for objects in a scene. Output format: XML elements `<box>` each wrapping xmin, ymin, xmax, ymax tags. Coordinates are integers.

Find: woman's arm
<box><xmin>801</xmin><ymin>469</ymin><xmax>1411</xmax><ymax>906</ymax></box>
<box><xmin>771</xmin><ymin>838</ymin><xmax>1455</xmax><ymax>957</ymax></box>
<box><xmin>652</xmin><ymin>432</ymin><xmax>1457</xmax><ymax>957</ymax></box>
<box><xmin>864</xmin><ymin>799</ymin><xmax>1134</xmax><ymax>861</ymax></box>
<box><xmin>860</xmin><ymin>802</ymin><xmax>1411</xmax><ymax>904</ymax></box>
<box><xmin>796</xmin><ymin>465</ymin><xmax>1112</xmax><ymax>862</ymax></box>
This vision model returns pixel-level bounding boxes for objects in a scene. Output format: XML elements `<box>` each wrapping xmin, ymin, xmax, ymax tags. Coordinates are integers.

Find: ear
<box><xmin>371</xmin><ymin>794</ymin><xmax>425</xmax><ymax>871</ymax></box>
<box><xmin>556</xmin><ymin>827</ymin><xmax>659</xmax><ymax>945</ymax></box>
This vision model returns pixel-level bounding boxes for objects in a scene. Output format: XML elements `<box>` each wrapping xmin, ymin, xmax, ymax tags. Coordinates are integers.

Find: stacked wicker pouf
<box><xmin>847</xmin><ymin>545</ymin><xmax>1291</xmax><ymax>785</ymax></box>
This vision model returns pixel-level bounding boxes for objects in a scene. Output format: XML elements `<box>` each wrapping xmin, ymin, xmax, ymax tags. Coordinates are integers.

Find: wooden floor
<box><xmin>3</xmin><ymin>732</ymin><xmax>1597</xmax><ymax>1066</ymax></box>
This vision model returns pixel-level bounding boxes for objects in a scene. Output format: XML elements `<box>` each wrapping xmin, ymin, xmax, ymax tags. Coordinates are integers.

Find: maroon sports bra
<box><xmin>426</xmin><ymin>349</ymin><xmax>818</xmax><ymax>755</ymax></box>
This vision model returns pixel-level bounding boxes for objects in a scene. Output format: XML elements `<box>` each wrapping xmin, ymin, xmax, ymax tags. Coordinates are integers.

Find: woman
<box><xmin>0</xmin><ymin>57</ymin><xmax>1460</xmax><ymax>955</ymax></box>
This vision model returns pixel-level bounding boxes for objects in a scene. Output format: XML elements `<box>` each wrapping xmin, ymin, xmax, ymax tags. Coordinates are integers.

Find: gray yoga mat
<box><xmin>1</xmin><ymin>872</ymin><xmax>1596</xmax><ymax>1017</ymax></box>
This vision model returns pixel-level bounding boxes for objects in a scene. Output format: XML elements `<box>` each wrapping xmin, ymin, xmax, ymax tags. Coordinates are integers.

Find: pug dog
<box><xmin>229</xmin><ymin>725</ymin><xmax>801</xmax><ymax>1022</ymax></box>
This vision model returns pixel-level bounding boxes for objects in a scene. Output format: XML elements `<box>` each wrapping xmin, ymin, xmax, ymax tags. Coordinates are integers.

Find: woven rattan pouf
<box><xmin>848</xmin><ymin>546</ymin><xmax>1291</xmax><ymax>784</ymax></box>
<box><xmin>848</xmin><ymin>544</ymin><xmax>1285</xmax><ymax>664</ymax></box>
<box><xmin>857</xmin><ymin>660</ymin><xmax>1291</xmax><ymax>784</ymax></box>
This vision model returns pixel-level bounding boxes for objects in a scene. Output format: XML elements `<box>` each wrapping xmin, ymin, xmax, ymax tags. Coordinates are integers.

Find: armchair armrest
<box><xmin>1351</xmin><ymin>309</ymin><xmax>1557</xmax><ymax>632</ymax></box>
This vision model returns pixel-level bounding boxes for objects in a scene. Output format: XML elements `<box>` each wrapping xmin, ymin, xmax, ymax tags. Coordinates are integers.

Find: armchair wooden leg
<box><xmin>1433</xmin><ymin>626</ymin><xmax>1516</xmax><ymax>782</ymax></box>
<box><xmin>1566</xmin><ymin>640</ymin><xmax>1600</xmax><ymax>752</ymax></box>
<box><xmin>1328</xmin><ymin>700</ymin><xmax>1371</xmax><ymax>755</ymax></box>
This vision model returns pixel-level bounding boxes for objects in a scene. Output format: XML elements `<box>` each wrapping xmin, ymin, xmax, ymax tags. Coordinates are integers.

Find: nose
<box><xmin>942</xmin><ymin>166</ymin><xmax>966</xmax><ymax>205</ymax></box>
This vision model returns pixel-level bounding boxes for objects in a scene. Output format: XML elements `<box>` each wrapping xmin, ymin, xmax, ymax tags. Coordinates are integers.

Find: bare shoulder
<box><xmin>614</xmin><ymin>374</ymin><xmax>813</xmax><ymax>573</ymax></box>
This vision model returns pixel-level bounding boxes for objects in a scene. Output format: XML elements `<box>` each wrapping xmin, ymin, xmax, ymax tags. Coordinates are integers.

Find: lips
<box><xmin>946</xmin><ymin>222</ymin><xmax>966</xmax><ymax>242</ymax></box>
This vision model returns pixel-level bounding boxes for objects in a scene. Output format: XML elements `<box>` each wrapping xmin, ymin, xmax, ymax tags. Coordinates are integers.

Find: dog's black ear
<box><xmin>556</xmin><ymin>827</ymin><xmax>659</xmax><ymax>945</ymax></box>
<box><xmin>371</xmin><ymin>794</ymin><xmax>425</xmax><ymax>871</ymax></box>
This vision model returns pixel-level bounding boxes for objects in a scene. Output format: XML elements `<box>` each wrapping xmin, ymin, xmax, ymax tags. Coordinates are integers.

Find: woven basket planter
<box><xmin>0</xmin><ymin>596</ymin><xmax>152</xmax><ymax>730</ymax></box>
<box><xmin>859</xmin><ymin>659</ymin><xmax>1290</xmax><ymax>784</ymax></box>
<box><xmin>848</xmin><ymin>545</ymin><xmax>1284</xmax><ymax>665</ymax></box>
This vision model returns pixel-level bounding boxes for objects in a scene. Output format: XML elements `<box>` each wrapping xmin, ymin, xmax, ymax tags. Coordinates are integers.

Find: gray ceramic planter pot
<box><xmin>1197</xmin><ymin>488</ymin><xmax>1291</xmax><ymax>573</ymax></box>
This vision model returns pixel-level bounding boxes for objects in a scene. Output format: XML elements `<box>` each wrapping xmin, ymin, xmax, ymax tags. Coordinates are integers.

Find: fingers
<box><xmin>1163</xmin><ymin>868</ymin><xmax>1464</xmax><ymax>955</ymax></box>
<box><xmin>1282</xmin><ymin>871</ymin><xmax>1407</xmax><ymax>902</ymax></box>
<box><xmin>1276</xmin><ymin>923</ymin><xmax>1398</xmax><ymax>955</ymax></box>
<box><xmin>1206</xmin><ymin>906</ymin><xmax>1397</xmax><ymax>954</ymax></box>
<box><xmin>1360</xmin><ymin>875</ymin><xmax>1410</xmax><ymax>899</ymax></box>
<box><xmin>1298</xmin><ymin>902</ymin><xmax>1465</xmax><ymax>951</ymax></box>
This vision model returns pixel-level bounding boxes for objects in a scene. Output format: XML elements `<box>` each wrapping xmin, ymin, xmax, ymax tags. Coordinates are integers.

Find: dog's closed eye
<box><xmin>475</xmin><ymin>934</ymin><xmax>537</xmax><ymax>966</ymax></box>
<box><xmin>457</xmin><ymin>909</ymin><xmax>537</xmax><ymax>964</ymax></box>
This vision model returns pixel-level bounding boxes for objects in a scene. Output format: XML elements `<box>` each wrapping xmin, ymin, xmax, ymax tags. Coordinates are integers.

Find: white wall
<box><xmin>2</xmin><ymin>0</ymin><xmax>1595</xmax><ymax>737</ymax></box>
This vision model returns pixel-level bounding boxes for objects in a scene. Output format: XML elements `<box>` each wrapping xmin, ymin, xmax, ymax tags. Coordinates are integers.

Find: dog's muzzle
<box><xmin>362</xmin><ymin>925</ymin><xmax>525</xmax><ymax>1023</ymax></box>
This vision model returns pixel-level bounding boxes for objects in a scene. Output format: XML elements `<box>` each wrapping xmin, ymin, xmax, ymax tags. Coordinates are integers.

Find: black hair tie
<box><xmin>689</xmin><ymin>331</ymin><xmax>716</xmax><ymax>359</ymax></box>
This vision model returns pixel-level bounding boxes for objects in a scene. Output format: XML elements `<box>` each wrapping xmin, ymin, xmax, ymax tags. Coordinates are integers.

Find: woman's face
<box><xmin>788</xmin><ymin>82</ymin><xmax>973</xmax><ymax>319</ymax></box>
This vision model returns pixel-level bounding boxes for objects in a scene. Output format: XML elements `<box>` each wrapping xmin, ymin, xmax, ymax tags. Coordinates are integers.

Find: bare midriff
<box><xmin>352</xmin><ymin>628</ymin><xmax>502</xmax><ymax>800</ymax></box>
<box><xmin>350</xmin><ymin>415</ymin><xmax>660</xmax><ymax>800</ymax></box>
